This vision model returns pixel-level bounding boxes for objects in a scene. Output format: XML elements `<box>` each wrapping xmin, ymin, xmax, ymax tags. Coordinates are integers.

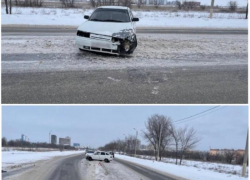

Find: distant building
<box><xmin>21</xmin><ymin>134</ymin><xmax>25</xmax><ymax>141</ymax></box>
<box><xmin>59</xmin><ymin>136</ymin><xmax>71</xmax><ymax>146</ymax></box>
<box><xmin>73</xmin><ymin>143</ymin><xmax>80</xmax><ymax>148</ymax></box>
<box><xmin>209</xmin><ymin>149</ymin><xmax>245</xmax><ymax>156</ymax></box>
<box><xmin>51</xmin><ymin>135</ymin><xmax>57</xmax><ymax>145</ymax></box>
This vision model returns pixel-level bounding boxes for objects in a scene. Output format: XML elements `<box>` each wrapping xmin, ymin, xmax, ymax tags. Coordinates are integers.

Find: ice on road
<box><xmin>2</xmin><ymin>34</ymin><xmax>247</xmax><ymax>73</ymax></box>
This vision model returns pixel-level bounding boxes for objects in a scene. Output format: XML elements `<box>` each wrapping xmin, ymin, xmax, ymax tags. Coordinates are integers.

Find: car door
<box><xmin>100</xmin><ymin>152</ymin><xmax>106</xmax><ymax>160</ymax></box>
<box><xmin>93</xmin><ymin>152</ymin><xmax>100</xmax><ymax>160</ymax></box>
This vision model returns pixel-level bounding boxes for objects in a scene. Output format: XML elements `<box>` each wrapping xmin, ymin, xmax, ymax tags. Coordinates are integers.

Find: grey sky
<box><xmin>188</xmin><ymin>0</ymin><xmax>247</xmax><ymax>6</ymax></box>
<box><xmin>2</xmin><ymin>106</ymin><xmax>248</xmax><ymax>151</ymax></box>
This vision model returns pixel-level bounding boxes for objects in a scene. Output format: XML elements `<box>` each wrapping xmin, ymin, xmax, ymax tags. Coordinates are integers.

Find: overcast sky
<box><xmin>2</xmin><ymin>106</ymin><xmax>248</xmax><ymax>151</ymax></box>
<box><xmin>185</xmin><ymin>0</ymin><xmax>247</xmax><ymax>6</ymax></box>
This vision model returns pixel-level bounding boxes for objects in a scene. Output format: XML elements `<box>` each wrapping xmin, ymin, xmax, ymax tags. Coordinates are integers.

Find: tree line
<box><xmin>2</xmin><ymin>137</ymin><xmax>76</xmax><ymax>150</ymax></box>
<box><xmin>99</xmin><ymin>114</ymin><xmax>245</xmax><ymax>165</ymax></box>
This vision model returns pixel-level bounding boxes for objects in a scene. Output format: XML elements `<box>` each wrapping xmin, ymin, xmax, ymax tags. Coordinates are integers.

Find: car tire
<box><xmin>104</xmin><ymin>159</ymin><xmax>110</xmax><ymax>163</ymax></box>
<box><xmin>88</xmin><ymin>157</ymin><xmax>92</xmax><ymax>161</ymax></box>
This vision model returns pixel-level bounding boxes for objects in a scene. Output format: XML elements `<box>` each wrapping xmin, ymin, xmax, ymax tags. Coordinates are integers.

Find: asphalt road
<box><xmin>114</xmin><ymin>158</ymin><xmax>177</xmax><ymax>180</ymax></box>
<box><xmin>2</xmin><ymin>27</ymin><xmax>248</xmax><ymax>104</ymax></box>
<box><xmin>2</xmin><ymin>26</ymin><xmax>248</xmax><ymax>36</ymax></box>
<box><xmin>2</xmin><ymin>154</ymin><xmax>180</xmax><ymax>180</ymax></box>
<box><xmin>2</xmin><ymin>65</ymin><xmax>247</xmax><ymax>104</ymax></box>
<box><xmin>44</xmin><ymin>154</ymin><xmax>85</xmax><ymax>180</ymax></box>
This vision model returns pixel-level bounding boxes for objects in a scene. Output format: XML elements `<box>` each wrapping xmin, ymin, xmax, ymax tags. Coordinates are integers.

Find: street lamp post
<box><xmin>49</xmin><ymin>130</ymin><xmax>52</xmax><ymax>144</ymax></box>
<box><xmin>133</xmin><ymin>128</ymin><xmax>138</xmax><ymax>157</ymax></box>
<box><xmin>123</xmin><ymin>134</ymin><xmax>127</xmax><ymax>154</ymax></box>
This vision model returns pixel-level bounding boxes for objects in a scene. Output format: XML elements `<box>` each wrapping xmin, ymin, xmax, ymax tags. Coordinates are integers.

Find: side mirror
<box><xmin>132</xmin><ymin>17</ymin><xmax>139</xmax><ymax>22</ymax></box>
<box><xmin>84</xmin><ymin>15</ymin><xmax>89</xmax><ymax>19</ymax></box>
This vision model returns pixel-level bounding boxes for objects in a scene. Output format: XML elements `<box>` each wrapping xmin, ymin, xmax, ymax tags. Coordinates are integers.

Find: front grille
<box><xmin>77</xmin><ymin>31</ymin><xmax>90</xmax><ymax>38</ymax></box>
<box><xmin>91</xmin><ymin>47</ymin><xmax>101</xmax><ymax>51</ymax></box>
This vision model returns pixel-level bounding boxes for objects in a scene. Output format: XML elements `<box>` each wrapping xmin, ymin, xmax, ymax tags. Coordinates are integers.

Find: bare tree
<box><xmin>137</xmin><ymin>0</ymin><xmax>145</xmax><ymax>8</ymax></box>
<box><xmin>228</xmin><ymin>1</ymin><xmax>238</xmax><ymax>12</ymax></box>
<box><xmin>175</xmin><ymin>0</ymin><xmax>182</xmax><ymax>10</ymax></box>
<box><xmin>224</xmin><ymin>149</ymin><xmax>236</xmax><ymax>164</ymax></box>
<box><xmin>5</xmin><ymin>0</ymin><xmax>12</xmax><ymax>14</ymax></box>
<box><xmin>183</xmin><ymin>1</ymin><xmax>196</xmax><ymax>10</ymax></box>
<box><xmin>143</xmin><ymin>114</ymin><xmax>172</xmax><ymax>161</ymax></box>
<box><xmin>153</xmin><ymin>0</ymin><xmax>161</xmax><ymax>8</ymax></box>
<box><xmin>170</xmin><ymin>124</ymin><xmax>182</xmax><ymax>165</ymax></box>
<box><xmin>179</xmin><ymin>126</ymin><xmax>201</xmax><ymax>165</ymax></box>
<box><xmin>2</xmin><ymin>137</ymin><xmax>7</xmax><ymax>146</ymax></box>
<box><xmin>60</xmin><ymin>0</ymin><xmax>75</xmax><ymax>7</ymax></box>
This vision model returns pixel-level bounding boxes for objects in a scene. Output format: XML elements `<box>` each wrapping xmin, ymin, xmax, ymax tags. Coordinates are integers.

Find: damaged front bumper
<box><xmin>75</xmin><ymin>29</ymin><xmax>137</xmax><ymax>55</ymax></box>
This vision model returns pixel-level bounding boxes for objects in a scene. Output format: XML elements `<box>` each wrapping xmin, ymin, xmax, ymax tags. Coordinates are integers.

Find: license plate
<box><xmin>91</xmin><ymin>42</ymin><xmax>111</xmax><ymax>49</ymax></box>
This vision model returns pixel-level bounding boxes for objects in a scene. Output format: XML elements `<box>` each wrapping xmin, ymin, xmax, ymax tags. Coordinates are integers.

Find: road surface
<box><xmin>2</xmin><ymin>27</ymin><xmax>248</xmax><ymax>104</ymax></box>
<box><xmin>2</xmin><ymin>154</ymin><xmax>179</xmax><ymax>180</ymax></box>
<box><xmin>2</xmin><ymin>26</ymin><xmax>248</xmax><ymax>36</ymax></box>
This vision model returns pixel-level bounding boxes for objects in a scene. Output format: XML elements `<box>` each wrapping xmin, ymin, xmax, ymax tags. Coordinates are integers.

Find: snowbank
<box><xmin>2</xmin><ymin>7</ymin><xmax>248</xmax><ymax>29</ymax></box>
<box><xmin>2</xmin><ymin>150</ymin><xmax>85</xmax><ymax>169</ymax></box>
<box><xmin>115</xmin><ymin>154</ymin><xmax>248</xmax><ymax>180</ymax></box>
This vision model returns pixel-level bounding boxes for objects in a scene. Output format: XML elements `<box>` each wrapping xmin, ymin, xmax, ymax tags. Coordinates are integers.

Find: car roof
<box><xmin>97</xmin><ymin>6</ymin><xmax>129</xmax><ymax>10</ymax></box>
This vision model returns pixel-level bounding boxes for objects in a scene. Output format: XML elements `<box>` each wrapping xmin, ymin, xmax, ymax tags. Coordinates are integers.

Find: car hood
<box><xmin>77</xmin><ymin>21</ymin><xmax>135</xmax><ymax>37</ymax></box>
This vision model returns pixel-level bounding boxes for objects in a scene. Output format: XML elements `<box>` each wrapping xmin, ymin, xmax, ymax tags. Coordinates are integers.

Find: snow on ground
<box><xmin>2</xmin><ymin>150</ymin><xmax>85</xmax><ymax>170</ymax></box>
<box><xmin>2</xmin><ymin>7</ymin><xmax>248</xmax><ymax>28</ymax></box>
<box><xmin>115</xmin><ymin>154</ymin><xmax>248</xmax><ymax>180</ymax></box>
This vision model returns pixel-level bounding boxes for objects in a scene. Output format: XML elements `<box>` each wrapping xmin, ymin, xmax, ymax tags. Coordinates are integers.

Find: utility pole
<box><xmin>210</xmin><ymin>0</ymin><xmax>215</xmax><ymax>19</ymax></box>
<box><xmin>242</xmin><ymin>130</ymin><xmax>248</xmax><ymax>177</ymax></box>
<box><xmin>49</xmin><ymin>130</ymin><xmax>52</xmax><ymax>144</ymax></box>
<box><xmin>133</xmin><ymin>128</ymin><xmax>138</xmax><ymax>157</ymax></box>
<box><xmin>157</xmin><ymin>124</ymin><xmax>162</xmax><ymax>161</ymax></box>
<box><xmin>246</xmin><ymin>3</ymin><xmax>248</xmax><ymax>19</ymax></box>
<box><xmin>123</xmin><ymin>134</ymin><xmax>127</xmax><ymax>154</ymax></box>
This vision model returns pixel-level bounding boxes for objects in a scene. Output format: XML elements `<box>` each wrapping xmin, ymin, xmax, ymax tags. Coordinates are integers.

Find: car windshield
<box><xmin>89</xmin><ymin>8</ymin><xmax>130</xmax><ymax>23</ymax></box>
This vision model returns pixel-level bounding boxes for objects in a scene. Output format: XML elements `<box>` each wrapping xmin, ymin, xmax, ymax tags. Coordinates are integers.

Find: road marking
<box><xmin>108</xmin><ymin>77</ymin><xmax>121</xmax><ymax>82</ymax></box>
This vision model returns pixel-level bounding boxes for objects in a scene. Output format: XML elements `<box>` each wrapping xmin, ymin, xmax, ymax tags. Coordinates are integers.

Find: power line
<box><xmin>174</xmin><ymin>106</ymin><xmax>220</xmax><ymax>123</ymax></box>
<box><xmin>174</xmin><ymin>106</ymin><xmax>227</xmax><ymax>124</ymax></box>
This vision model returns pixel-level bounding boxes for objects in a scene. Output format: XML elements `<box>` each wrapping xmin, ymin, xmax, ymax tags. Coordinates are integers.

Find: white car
<box><xmin>75</xmin><ymin>6</ymin><xmax>139</xmax><ymax>55</ymax></box>
<box><xmin>87</xmin><ymin>151</ymin><xmax>113</xmax><ymax>162</ymax></box>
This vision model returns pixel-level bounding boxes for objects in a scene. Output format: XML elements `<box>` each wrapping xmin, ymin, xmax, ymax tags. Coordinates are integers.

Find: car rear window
<box><xmin>90</xmin><ymin>8</ymin><xmax>130</xmax><ymax>23</ymax></box>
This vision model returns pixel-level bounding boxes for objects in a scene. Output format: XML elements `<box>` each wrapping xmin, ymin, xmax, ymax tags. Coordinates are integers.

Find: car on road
<box><xmin>87</xmin><ymin>151</ymin><xmax>113</xmax><ymax>162</ymax></box>
<box><xmin>76</xmin><ymin>6</ymin><xmax>139</xmax><ymax>55</ymax></box>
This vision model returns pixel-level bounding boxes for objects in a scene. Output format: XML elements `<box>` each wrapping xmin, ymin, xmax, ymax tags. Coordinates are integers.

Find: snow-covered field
<box><xmin>2</xmin><ymin>150</ymin><xmax>85</xmax><ymax>170</ymax></box>
<box><xmin>2</xmin><ymin>7</ymin><xmax>248</xmax><ymax>28</ymax></box>
<box><xmin>115</xmin><ymin>154</ymin><xmax>248</xmax><ymax>180</ymax></box>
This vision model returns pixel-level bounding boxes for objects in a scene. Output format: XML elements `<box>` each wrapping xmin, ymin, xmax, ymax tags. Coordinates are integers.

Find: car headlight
<box><xmin>127</xmin><ymin>34</ymin><xmax>136</xmax><ymax>42</ymax></box>
<box><xmin>123</xmin><ymin>40</ymin><xmax>130</xmax><ymax>52</ymax></box>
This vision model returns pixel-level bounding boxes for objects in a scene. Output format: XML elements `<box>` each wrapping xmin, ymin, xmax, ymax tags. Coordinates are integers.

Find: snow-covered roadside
<box><xmin>115</xmin><ymin>154</ymin><xmax>248</xmax><ymax>180</ymax></box>
<box><xmin>2</xmin><ymin>150</ymin><xmax>85</xmax><ymax>170</ymax></box>
<box><xmin>2</xmin><ymin>7</ymin><xmax>248</xmax><ymax>29</ymax></box>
